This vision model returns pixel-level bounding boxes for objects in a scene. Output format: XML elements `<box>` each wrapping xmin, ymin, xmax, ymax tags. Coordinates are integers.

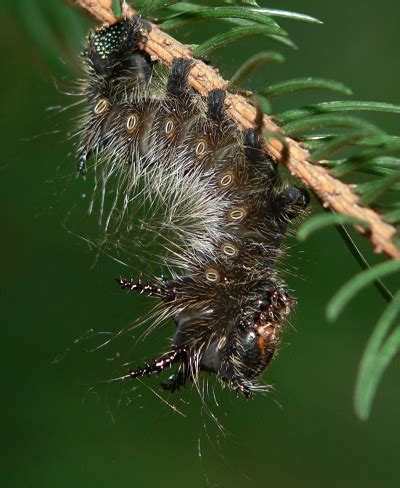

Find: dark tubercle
<box><xmin>243</xmin><ymin>128</ymin><xmax>278</xmax><ymax>181</ymax></box>
<box><xmin>166</xmin><ymin>58</ymin><xmax>194</xmax><ymax>95</ymax></box>
<box><xmin>207</xmin><ymin>89</ymin><xmax>226</xmax><ymax>121</ymax></box>
<box><xmin>243</xmin><ymin>128</ymin><xmax>263</xmax><ymax>162</ymax></box>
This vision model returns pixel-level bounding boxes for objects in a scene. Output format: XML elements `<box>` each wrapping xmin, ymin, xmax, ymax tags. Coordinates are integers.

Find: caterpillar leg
<box><xmin>274</xmin><ymin>186</ymin><xmax>310</xmax><ymax>221</ymax></box>
<box><xmin>234</xmin><ymin>381</ymin><xmax>254</xmax><ymax>399</ymax></box>
<box><xmin>122</xmin><ymin>348</ymin><xmax>187</xmax><ymax>381</ymax></box>
<box><xmin>117</xmin><ymin>277</ymin><xmax>177</xmax><ymax>302</ymax></box>
<box><xmin>161</xmin><ymin>369</ymin><xmax>191</xmax><ymax>393</ymax></box>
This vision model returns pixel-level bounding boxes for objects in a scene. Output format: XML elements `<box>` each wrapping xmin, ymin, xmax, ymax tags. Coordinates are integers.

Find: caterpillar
<box><xmin>75</xmin><ymin>16</ymin><xmax>309</xmax><ymax>397</ymax></box>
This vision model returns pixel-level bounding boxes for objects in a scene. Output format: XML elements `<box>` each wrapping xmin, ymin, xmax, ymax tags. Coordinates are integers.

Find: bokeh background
<box><xmin>1</xmin><ymin>1</ymin><xmax>399</xmax><ymax>487</ymax></box>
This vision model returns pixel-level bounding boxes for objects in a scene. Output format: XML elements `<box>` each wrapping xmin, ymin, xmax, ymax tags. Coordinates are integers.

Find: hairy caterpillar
<box><xmin>75</xmin><ymin>16</ymin><xmax>309</xmax><ymax>397</ymax></box>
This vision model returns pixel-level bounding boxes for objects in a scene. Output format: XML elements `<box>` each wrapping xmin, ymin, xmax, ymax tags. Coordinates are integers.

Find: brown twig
<box><xmin>71</xmin><ymin>0</ymin><xmax>400</xmax><ymax>259</ymax></box>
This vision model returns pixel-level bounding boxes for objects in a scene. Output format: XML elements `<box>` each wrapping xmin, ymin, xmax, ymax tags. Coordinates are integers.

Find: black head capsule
<box><xmin>87</xmin><ymin>17</ymin><xmax>153</xmax><ymax>82</ymax></box>
<box><xmin>151</xmin><ymin>289</ymin><xmax>294</xmax><ymax>396</ymax></box>
<box><xmin>194</xmin><ymin>316</ymin><xmax>278</xmax><ymax>396</ymax></box>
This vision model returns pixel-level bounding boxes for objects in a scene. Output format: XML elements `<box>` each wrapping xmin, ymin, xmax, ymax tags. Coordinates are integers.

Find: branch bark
<box><xmin>71</xmin><ymin>0</ymin><xmax>400</xmax><ymax>259</ymax></box>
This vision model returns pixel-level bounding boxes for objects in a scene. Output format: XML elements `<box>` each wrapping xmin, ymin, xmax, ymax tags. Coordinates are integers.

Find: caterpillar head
<box><xmin>162</xmin><ymin>282</ymin><xmax>294</xmax><ymax>396</ymax></box>
<box><xmin>86</xmin><ymin>17</ymin><xmax>152</xmax><ymax>81</ymax></box>
<box><xmin>196</xmin><ymin>288</ymin><xmax>294</xmax><ymax>396</ymax></box>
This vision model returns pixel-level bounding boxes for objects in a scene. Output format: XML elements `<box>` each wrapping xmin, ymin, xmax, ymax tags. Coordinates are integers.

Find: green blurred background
<box><xmin>1</xmin><ymin>1</ymin><xmax>399</xmax><ymax>487</ymax></box>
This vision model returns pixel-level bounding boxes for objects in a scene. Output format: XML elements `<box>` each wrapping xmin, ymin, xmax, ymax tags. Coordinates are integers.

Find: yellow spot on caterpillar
<box><xmin>126</xmin><ymin>114</ymin><xmax>138</xmax><ymax>131</ymax></box>
<box><xmin>94</xmin><ymin>99</ymin><xmax>109</xmax><ymax>115</ymax></box>
<box><xmin>229</xmin><ymin>207</ymin><xmax>246</xmax><ymax>221</ymax></box>
<box><xmin>217</xmin><ymin>336</ymin><xmax>227</xmax><ymax>350</ymax></box>
<box><xmin>165</xmin><ymin>119</ymin><xmax>175</xmax><ymax>135</ymax></box>
<box><xmin>221</xmin><ymin>243</ymin><xmax>238</xmax><ymax>257</ymax></box>
<box><xmin>220</xmin><ymin>172</ymin><xmax>233</xmax><ymax>188</ymax></box>
<box><xmin>205</xmin><ymin>269</ymin><xmax>220</xmax><ymax>283</ymax></box>
<box><xmin>195</xmin><ymin>140</ymin><xmax>207</xmax><ymax>158</ymax></box>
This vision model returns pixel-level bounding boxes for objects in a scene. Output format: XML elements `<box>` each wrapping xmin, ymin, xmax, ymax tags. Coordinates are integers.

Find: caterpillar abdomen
<box><xmin>76</xmin><ymin>17</ymin><xmax>309</xmax><ymax>396</ymax></box>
